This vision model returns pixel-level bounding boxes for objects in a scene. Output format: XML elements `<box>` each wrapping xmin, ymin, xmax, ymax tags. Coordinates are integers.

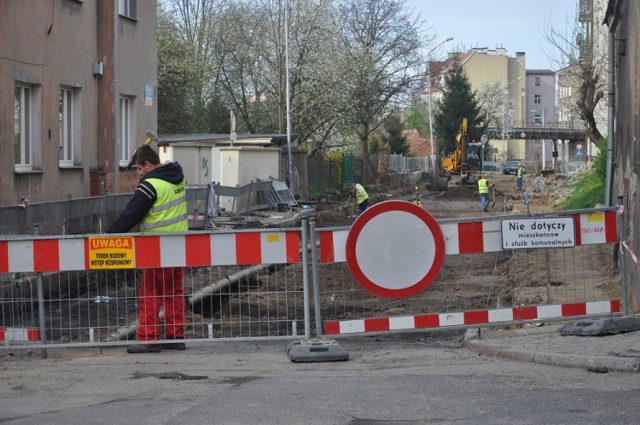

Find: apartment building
<box><xmin>605</xmin><ymin>0</ymin><xmax>639</xmax><ymax>308</ymax></box>
<box><xmin>0</xmin><ymin>0</ymin><xmax>157</xmax><ymax>207</ymax></box>
<box><xmin>432</xmin><ymin>48</ymin><xmax>527</xmax><ymax>160</ymax></box>
<box><xmin>526</xmin><ymin>70</ymin><xmax>556</xmax><ymax>168</ymax></box>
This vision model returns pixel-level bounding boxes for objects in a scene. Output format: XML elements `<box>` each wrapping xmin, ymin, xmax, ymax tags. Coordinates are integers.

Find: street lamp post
<box><xmin>427</xmin><ymin>37</ymin><xmax>453</xmax><ymax>176</ymax></box>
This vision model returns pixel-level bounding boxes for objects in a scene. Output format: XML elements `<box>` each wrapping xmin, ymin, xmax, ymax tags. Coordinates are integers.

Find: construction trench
<box><xmin>0</xmin><ymin>174</ymin><xmax>622</xmax><ymax>348</ymax></box>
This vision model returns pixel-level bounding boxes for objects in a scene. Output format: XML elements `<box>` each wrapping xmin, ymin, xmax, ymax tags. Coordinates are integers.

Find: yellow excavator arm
<box><xmin>442</xmin><ymin>118</ymin><xmax>468</xmax><ymax>174</ymax></box>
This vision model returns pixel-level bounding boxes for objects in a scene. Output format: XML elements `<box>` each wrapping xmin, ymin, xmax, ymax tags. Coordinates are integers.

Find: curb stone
<box><xmin>462</xmin><ymin>329</ymin><xmax>640</xmax><ymax>373</ymax></box>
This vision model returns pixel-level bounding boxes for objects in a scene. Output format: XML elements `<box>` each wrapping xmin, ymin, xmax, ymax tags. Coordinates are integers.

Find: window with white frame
<box><xmin>534</xmin><ymin>114</ymin><xmax>542</xmax><ymax>124</ymax></box>
<box><xmin>119</xmin><ymin>0</ymin><xmax>137</xmax><ymax>19</ymax></box>
<box><xmin>59</xmin><ymin>87</ymin><xmax>76</xmax><ymax>166</ymax></box>
<box><xmin>119</xmin><ymin>96</ymin><xmax>135</xmax><ymax>167</ymax></box>
<box><xmin>534</xmin><ymin>94</ymin><xmax>541</xmax><ymax>104</ymax></box>
<box><xmin>14</xmin><ymin>84</ymin><xmax>32</xmax><ymax>171</ymax></box>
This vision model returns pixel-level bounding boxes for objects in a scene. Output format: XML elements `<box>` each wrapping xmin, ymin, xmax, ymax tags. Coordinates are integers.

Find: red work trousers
<box><xmin>137</xmin><ymin>267</ymin><xmax>185</xmax><ymax>342</ymax></box>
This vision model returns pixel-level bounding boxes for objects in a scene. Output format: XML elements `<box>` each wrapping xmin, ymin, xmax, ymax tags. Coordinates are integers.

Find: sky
<box><xmin>403</xmin><ymin>0</ymin><xmax>577</xmax><ymax>70</ymax></box>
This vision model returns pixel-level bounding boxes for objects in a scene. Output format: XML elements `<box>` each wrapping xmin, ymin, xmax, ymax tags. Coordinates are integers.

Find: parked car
<box><xmin>503</xmin><ymin>161</ymin><xmax>526</xmax><ymax>175</ymax></box>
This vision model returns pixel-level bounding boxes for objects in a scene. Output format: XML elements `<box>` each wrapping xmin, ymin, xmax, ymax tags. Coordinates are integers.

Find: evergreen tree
<box><xmin>382</xmin><ymin>114</ymin><xmax>408</xmax><ymax>155</ymax></box>
<box><xmin>433</xmin><ymin>68</ymin><xmax>484</xmax><ymax>154</ymax></box>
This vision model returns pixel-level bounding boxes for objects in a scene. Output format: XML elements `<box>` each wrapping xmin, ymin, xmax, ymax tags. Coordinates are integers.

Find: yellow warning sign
<box><xmin>88</xmin><ymin>237</ymin><xmax>135</xmax><ymax>269</ymax></box>
<box><xmin>586</xmin><ymin>212</ymin><xmax>604</xmax><ymax>222</ymax></box>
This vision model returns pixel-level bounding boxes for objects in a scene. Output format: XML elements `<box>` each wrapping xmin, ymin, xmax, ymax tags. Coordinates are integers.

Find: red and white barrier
<box><xmin>0</xmin><ymin>327</ymin><xmax>40</xmax><ymax>344</ymax></box>
<box><xmin>0</xmin><ymin>231</ymin><xmax>300</xmax><ymax>273</ymax></box>
<box><xmin>319</xmin><ymin>211</ymin><xmax>617</xmax><ymax>262</ymax></box>
<box><xmin>324</xmin><ymin>300</ymin><xmax>621</xmax><ymax>335</ymax></box>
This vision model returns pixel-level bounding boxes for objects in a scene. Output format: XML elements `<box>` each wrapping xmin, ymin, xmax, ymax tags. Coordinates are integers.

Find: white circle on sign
<box><xmin>346</xmin><ymin>200</ymin><xmax>445</xmax><ymax>299</ymax></box>
<box><xmin>356</xmin><ymin>210</ymin><xmax>435</xmax><ymax>289</ymax></box>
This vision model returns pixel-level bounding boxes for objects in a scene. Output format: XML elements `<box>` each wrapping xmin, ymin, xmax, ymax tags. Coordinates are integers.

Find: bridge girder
<box><xmin>486</xmin><ymin>128</ymin><xmax>586</xmax><ymax>142</ymax></box>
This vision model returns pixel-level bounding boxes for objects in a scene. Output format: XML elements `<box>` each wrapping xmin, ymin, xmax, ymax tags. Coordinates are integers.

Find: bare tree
<box><xmin>337</xmin><ymin>0</ymin><xmax>426</xmax><ymax>183</ymax></box>
<box><xmin>212</xmin><ymin>0</ymin><xmax>351</xmax><ymax>150</ymax></box>
<box><xmin>545</xmin><ymin>1</ymin><xmax>607</xmax><ymax>143</ymax></box>
<box><xmin>160</xmin><ymin>0</ymin><xmax>230</xmax><ymax>132</ymax></box>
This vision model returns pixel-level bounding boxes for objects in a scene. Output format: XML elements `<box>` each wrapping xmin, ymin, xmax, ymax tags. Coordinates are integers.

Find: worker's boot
<box><xmin>161</xmin><ymin>337</ymin><xmax>186</xmax><ymax>350</ymax></box>
<box><xmin>127</xmin><ymin>344</ymin><xmax>161</xmax><ymax>354</ymax></box>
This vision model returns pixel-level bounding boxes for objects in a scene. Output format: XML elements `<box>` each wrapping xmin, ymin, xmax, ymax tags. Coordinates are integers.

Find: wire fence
<box><xmin>0</xmin><ymin>209</ymin><xmax>623</xmax><ymax>350</ymax></box>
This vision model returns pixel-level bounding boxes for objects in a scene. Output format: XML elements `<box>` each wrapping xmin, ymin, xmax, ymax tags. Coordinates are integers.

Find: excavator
<box><xmin>440</xmin><ymin>118</ymin><xmax>484</xmax><ymax>184</ymax></box>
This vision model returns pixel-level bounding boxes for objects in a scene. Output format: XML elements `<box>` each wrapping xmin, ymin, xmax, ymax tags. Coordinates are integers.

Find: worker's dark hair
<box><xmin>132</xmin><ymin>145</ymin><xmax>160</xmax><ymax>166</ymax></box>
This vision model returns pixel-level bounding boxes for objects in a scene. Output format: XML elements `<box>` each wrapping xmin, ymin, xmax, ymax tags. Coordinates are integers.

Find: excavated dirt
<box><xmin>297</xmin><ymin>171</ymin><xmax>620</xmax><ymax>325</ymax></box>
<box><xmin>3</xmin><ymin>169</ymin><xmax>620</xmax><ymax>343</ymax></box>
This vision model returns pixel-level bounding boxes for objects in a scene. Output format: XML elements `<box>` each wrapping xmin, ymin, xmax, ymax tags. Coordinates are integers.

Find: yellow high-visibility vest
<box><xmin>139</xmin><ymin>178</ymin><xmax>188</xmax><ymax>232</ymax></box>
<box><xmin>354</xmin><ymin>183</ymin><xmax>369</xmax><ymax>204</ymax></box>
<box><xmin>478</xmin><ymin>178</ymin><xmax>489</xmax><ymax>194</ymax></box>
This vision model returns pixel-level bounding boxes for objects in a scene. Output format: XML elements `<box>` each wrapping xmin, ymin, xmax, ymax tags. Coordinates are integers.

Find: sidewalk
<box><xmin>463</xmin><ymin>317</ymin><xmax>640</xmax><ymax>373</ymax></box>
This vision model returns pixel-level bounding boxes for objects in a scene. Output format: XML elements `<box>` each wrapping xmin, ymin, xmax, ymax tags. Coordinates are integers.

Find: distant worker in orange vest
<box><xmin>352</xmin><ymin>182</ymin><xmax>369</xmax><ymax>216</ymax></box>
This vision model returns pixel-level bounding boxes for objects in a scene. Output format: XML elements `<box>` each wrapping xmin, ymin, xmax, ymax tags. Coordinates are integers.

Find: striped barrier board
<box><xmin>0</xmin><ymin>328</ymin><xmax>40</xmax><ymax>344</ymax></box>
<box><xmin>0</xmin><ymin>231</ymin><xmax>300</xmax><ymax>273</ymax></box>
<box><xmin>319</xmin><ymin>211</ymin><xmax>617</xmax><ymax>262</ymax></box>
<box><xmin>621</xmin><ymin>241</ymin><xmax>640</xmax><ymax>264</ymax></box>
<box><xmin>324</xmin><ymin>300</ymin><xmax>622</xmax><ymax>335</ymax></box>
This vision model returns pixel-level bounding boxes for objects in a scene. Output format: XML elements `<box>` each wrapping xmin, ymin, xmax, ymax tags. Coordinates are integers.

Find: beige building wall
<box><xmin>460</xmin><ymin>49</ymin><xmax>527</xmax><ymax>160</ymax></box>
<box><xmin>116</xmin><ymin>3</ymin><xmax>158</xmax><ymax>170</ymax></box>
<box><xmin>462</xmin><ymin>50</ymin><xmax>526</xmax><ymax>123</ymax></box>
<box><xmin>0</xmin><ymin>1</ymin><xmax>157</xmax><ymax>207</ymax></box>
<box><xmin>0</xmin><ymin>1</ymin><xmax>100</xmax><ymax>205</ymax></box>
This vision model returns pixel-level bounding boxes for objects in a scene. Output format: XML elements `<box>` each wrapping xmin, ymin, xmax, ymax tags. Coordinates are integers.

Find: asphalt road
<box><xmin>2</xmin><ymin>332</ymin><xmax>639</xmax><ymax>425</ymax></box>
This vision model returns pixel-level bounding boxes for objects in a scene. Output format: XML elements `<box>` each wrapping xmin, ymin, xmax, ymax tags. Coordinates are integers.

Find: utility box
<box><xmin>158</xmin><ymin>138</ymin><xmax>278</xmax><ymax>187</ymax></box>
<box><xmin>159</xmin><ymin>141</ymin><xmax>281</xmax><ymax>213</ymax></box>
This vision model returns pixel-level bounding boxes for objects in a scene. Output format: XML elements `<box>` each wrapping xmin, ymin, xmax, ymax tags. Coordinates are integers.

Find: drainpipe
<box><xmin>112</xmin><ymin>0</ymin><xmax>119</xmax><ymax>194</ymax></box>
<box><xmin>605</xmin><ymin>31</ymin><xmax>615</xmax><ymax>207</ymax></box>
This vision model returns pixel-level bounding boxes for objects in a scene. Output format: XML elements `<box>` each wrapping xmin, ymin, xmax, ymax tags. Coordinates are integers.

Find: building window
<box><xmin>14</xmin><ymin>84</ymin><xmax>32</xmax><ymax>171</ymax></box>
<box><xmin>120</xmin><ymin>96</ymin><xmax>135</xmax><ymax>167</ymax></box>
<box><xmin>534</xmin><ymin>94</ymin><xmax>541</xmax><ymax>104</ymax></box>
<box><xmin>534</xmin><ymin>114</ymin><xmax>542</xmax><ymax>124</ymax></box>
<box><xmin>59</xmin><ymin>87</ymin><xmax>75</xmax><ymax>166</ymax></box>
<box><xmin>119</xmin><ymin>0</ymin><xmax>137</xmax><ymax>19</ymax></box>
<box><xmin>535</xmin><ymin>77</ymin><xmax>540</xmax><ymax>86</ymax></box>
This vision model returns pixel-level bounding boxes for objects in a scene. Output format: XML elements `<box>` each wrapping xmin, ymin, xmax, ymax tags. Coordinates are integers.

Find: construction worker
<box><xmin>534</xmin><ymin>173</ymin><xmax>542</xmax><ymax>193</ymax></box>
<box><xmin>477</xmin><ymin>173</ymin><xmax>493</xmax><ymax>212</ymax></box>
<box><xmin>516</xmin><ymin>163</ymin><xmax>524</xmax><ymax>190</ymax></box>
<box><xmin>352</xmin><ymin>182</ymin><xmax>369</xmax><ymax>216</ymax></box>
<box><xmin>106</xmin><ymin>145</ymin><xmax>189</xmax><ymax>354</ymax></box>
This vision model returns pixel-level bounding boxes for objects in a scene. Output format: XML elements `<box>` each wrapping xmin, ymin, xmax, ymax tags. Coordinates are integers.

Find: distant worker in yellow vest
<box><xmin>516</xmin><ymin>163</ymin><xmax>524</xmax><ymax>190</ymax></box>
<box><xmin>107</xmin><ymin>145</ymin><xmax>189</xmax><ymax>354</ymax></box>
<box><xmin>352</xmin><ymin>182</ymin><xmax>369</xmax><ymax>216</ymax></box>
<box><xmin>477</xmin><ymin>173</ymin><xmax>493</xmax><ymax>212</ymax></box>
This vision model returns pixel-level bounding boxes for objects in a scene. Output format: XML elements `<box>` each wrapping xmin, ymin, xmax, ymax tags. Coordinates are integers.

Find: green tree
<box><xmin>403</xmin><ymin>103</ymin><xmax>429</xmax><ymax>136</ymax></box>
<box><xmin>382</xmin><ymin>113</ymin><xmax>408</xmax><ymax>154</ymax></box>
<box><xmin>563</xmin><ymin>139</ymin><xmax>607</xmax><ymax>209</ymax></box>
<box><xmin>433</xmin><ymin>67</ymin><xmax>483</xmax><ymax>154</ymax></box>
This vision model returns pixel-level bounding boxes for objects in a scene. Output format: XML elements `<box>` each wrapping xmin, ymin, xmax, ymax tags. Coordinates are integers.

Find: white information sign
<box><xmin>501</xmin><ymin>217</ymin><xmax>575</xmax><ymax>249</ymax></box>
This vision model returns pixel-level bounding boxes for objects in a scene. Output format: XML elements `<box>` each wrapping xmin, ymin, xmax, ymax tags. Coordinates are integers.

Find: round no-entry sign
<box><xmin>346</xmin><ymin>200</ymin><xmax>445</xmax><ymax>299</ymax></box>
